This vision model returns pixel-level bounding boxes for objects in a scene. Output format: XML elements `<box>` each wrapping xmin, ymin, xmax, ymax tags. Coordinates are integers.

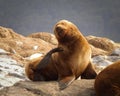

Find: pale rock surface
<box><xmin>0</xmin><ymin>49</ymin><xmax>26</xmax><ymax>89</ymax></box>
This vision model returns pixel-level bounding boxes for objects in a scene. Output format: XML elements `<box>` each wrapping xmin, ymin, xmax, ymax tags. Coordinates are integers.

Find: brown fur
<box><xmin>25</xmin><ymin>20</ymin><xmax>97</xmax><ymax>89</ymax></box>
<box><xmin>94</xmin><ymin>61</ymin><xmax>120</xmax><ymax>96</ymax></box>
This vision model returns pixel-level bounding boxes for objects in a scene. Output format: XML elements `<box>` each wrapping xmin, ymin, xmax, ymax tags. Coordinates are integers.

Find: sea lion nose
<box><xmin>56</xmin><ymin>26</ymin><xmax>63</xmax><ymax>33</ymax></box>
<box><xmin>55</xmin><ymin>26</ymin><xmax>64</xmax><ymax>37</ymax></box>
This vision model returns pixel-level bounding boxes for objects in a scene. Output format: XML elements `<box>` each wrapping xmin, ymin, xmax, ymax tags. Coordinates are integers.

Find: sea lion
<box><xmin>25</xmin><ymin>47</ymin><xmax>63</xmax><ymax>81</ymax></box>
<box><xmin>25</xmin><ymin>20</ymin><xmax>97</xmax><ymax>89</ymax></box>
<box><xmin>94</xmin><ymin>61</ymin><xmax>120</xmax><ymax>96</ymax></box>
<box><xmin>53</xmin><ymin>20</ymin><xmax>97</xmax><ymax>89</ymax></box>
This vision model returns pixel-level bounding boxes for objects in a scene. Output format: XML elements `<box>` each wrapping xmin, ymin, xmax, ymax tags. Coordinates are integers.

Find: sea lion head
<box><xmin>54</xmin><ymin>20</ymin><xmax>80</xmax><ymax>43</ymax></box>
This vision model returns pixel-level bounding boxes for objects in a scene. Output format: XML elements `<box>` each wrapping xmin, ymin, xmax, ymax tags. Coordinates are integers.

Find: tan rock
<box><xmin>0</xmin><ymin>26</ymin><xmax>24</xmax><ymax>39</ymax></box>
<box><xmin>0</xmin><ymin>26</ymin><xmax>55</xmax><ymax>65</ymax></box>
<box><xmin>28</xmin><ymin>32</ymin><xmax>58</xmax><ymax>45</ymax></box>
<box><xmin>86</xmin><ymin>35</ymin><xmax>115</xmax><ymax>52</ymax></box>
<box><xmin>90</xmin><ymin>45</ymin><xmax>108</xmax><ymax>57</ymax></box>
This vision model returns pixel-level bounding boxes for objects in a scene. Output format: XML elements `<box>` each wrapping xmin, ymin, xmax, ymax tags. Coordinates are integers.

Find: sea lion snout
<box><xmin>55</xmin><ymin>26</ymin><xmax>64</xmax><ymax>36</ymax></box>
<box><xmin>55</xmin><ymin>25</ymin><xmax>67</xmax><ymax>38</ymax></box>
<box><xmin>56</xmin><ymin>26</ymin><xmax>63</xmax><ymax>32</ymax></box>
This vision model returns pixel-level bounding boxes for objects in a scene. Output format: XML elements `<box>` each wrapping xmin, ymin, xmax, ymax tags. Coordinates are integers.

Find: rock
<box><xmin>86</xmin><ymin>35</ymin><xmax>115</xmax><ymax>52</ymax></box>
<box><xmin>25</xmin><ymin>53</ymin><xmax>43</xmax><ymax>60</ymax></box>
<box><xmin>92</xmin><ymin>55</ymin><xmax>112</xmax><ymax>67</ymax></box>
<box><xmin>92</xmin><ymin>54</ymin><xmax>120</xmax><ymax>73</ymax></box>
<box><xmin>106</xmin><ymin>55</ymin><xmax>120</xmax><ymax>62</ymax></box>
<box><xmin>28</xmin><ymin>32</ymin><xmax>58</xmax><ymax>45</ymax></box>
<box><xmin>0</xmin><ymin>49</ymin><xmax>26</xmax><ymax>89</ymax></box>
<box><xmin>0</xmin><ymin>80</ymin><xmax>95</xmax><ymax>96</ymax></box>
<box><xmin>0</xmin><ymin>26</ymin><xmax>55</xmax><ymax>64</ymax></box>
<box><xmin>0</xmin><ymin>49</ymin><xmax>11</xmax><ymax>55</ymax></box>
<box><xmin>0</xmin><ymin>26</ymin><xmax>24</xmax><ymax>39</ymax></box>
<box><xmin>90</xmin><ymin>45</ymin><xmax>108</xmax><ymax>57</ymax></box>
<box><xmin>110</xmin><ymin>48</ymin><xmax>120</xmax><ymax>56</ymax></box>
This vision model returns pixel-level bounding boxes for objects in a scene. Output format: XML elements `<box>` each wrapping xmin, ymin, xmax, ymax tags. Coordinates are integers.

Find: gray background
<box><xmin>0</xmin><ymin>0</ymin><xmax>120</xmax><ymax>42</ymax></box>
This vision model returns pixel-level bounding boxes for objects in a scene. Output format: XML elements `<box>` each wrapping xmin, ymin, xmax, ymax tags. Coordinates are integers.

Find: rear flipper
<box><xmin>59</xmin><ymin>75</ymin><xmax>75</xmax><ymax>90</ymax></box>
<box><xmin>35</xmin><ymin>47</ymin><xmax>63</xmax><ymax>70</ymax></box>
<box><xmin>81</xmin><ymin>62</ymin><xmax>97</xmax><ymax>79</ymax></box>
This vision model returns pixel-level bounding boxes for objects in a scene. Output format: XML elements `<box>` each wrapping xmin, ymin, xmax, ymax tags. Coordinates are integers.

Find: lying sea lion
<box><xmin>25</xmin><ymin>47</ymin><xmax>63</xmax><ymax>81</ymax></box>
<box><xmin>94</xmin><ymin>61</ymin><xmax>120</xmax><ymax>96</ymax></box>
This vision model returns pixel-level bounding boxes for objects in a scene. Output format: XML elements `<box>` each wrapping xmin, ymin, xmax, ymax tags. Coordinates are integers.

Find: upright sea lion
<box><xmin>25</xmin><ymin>20</ymin><xmax>97</xmax><ymax>89</ymax></box>
<box><xmin>94</xmin><ymin>61</ymin><xmax>120</xmax><ymax>96</ymax></box>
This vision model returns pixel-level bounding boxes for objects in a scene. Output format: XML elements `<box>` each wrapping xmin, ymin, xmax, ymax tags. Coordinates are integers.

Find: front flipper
<box><xmin>58</xmin><ymin>75</ymin><xmax>75</xmax><ymax>90</ymax></box>
<box><xmin>81</xmin><ymin>62</ymin><xmax>97</xmax><ymax>79</ymax></box>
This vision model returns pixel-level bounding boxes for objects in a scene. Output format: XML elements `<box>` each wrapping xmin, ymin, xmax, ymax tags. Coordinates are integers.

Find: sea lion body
<box><xmin>94</xmin><ymin>61</ymin><xmax>120</xmax><ymax>96</ymax></box>
<box><xmin>53</xmin><ymin>20</ymin><xmax>97</xmax><ymax>89</ymax></box>
<box><xmin>25</xmin><ymin>20</ymin><xmax>97</xmax><ymax>89</ymax></box>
